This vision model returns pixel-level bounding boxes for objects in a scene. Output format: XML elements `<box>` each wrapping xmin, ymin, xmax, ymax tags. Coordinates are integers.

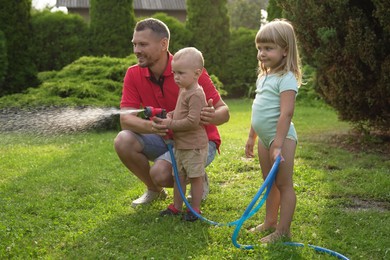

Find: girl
<box><xmin>245</xmin><ymin>19</ymin><xmax>302</xmax><ymax>243</ymax></box>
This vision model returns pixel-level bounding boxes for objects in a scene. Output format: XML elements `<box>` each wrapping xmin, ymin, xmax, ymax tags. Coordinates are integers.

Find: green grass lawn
<box><xmin>1</xmin><ymin>99</ymin><xmax>389</xmax><ymax>259</ymax></box>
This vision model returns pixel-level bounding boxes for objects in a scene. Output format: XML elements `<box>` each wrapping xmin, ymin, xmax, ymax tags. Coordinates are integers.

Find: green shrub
<box><xmin>186</xmin><ymin>0</ymin><xmax>230</xmax><ymax>77</ymax></box>
<box><xmin>209</xmin><ymin>74</ymin><xmax>227</xmax><ymax>97</ymax></box>
<box><xmin>296</xmin><ymin>65</ymin><xmax>321</xmax><ymax>104</ymax></box>
<box><xmin>31</xmin><ymin>10</ymin><xmax>89</xmax><ymax>72</ymax></box>
<box><xmin>266</xmin><ymin>0</ymin><xmax>283</xmax><ymax>21</ymax></box>
<box><xmin>278</xmin><ymin>0</ymin><xmax>390</xmax><ymax>131</ymax></box>
<box><xmin>0</xmin><ymin>30</ymin><xmax>7</xmax><ymax>87</ymax></box>
<box><xmin>228</xmin><ymin>0</ymin><xmax>266</xmax><ymax>30</ymax></box>
<box><xmin>150</xmin><ymin>13</ymin><xmax>192</xmax><ymax>54</ymax></box>
<box><xmin>0</xmin><ymin>55</ymin><xmax>137</xmax><ymax>108</ymax></box>
<box><xmin>221</xmin><ymin>27</ymin><xmax>258</xmax><ymax>98</ymax></box>
<box><xmin>0</xmin><ymin>0</ymin><xmax>38</xmax><ymax>95</ymax></box>
<box><xmin>89</xmin><ymin>0</ymin><xmax>136</xmax><ymax>57</ymax></box>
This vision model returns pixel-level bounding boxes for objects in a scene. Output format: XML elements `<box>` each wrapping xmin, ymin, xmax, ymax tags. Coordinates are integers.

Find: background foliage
<box><xmin>0</xmin><ymin>0</ymin><xmax>38</xmax><ymax>95</ymax></box>
<box><xmin>269</xmin><ymin>0</ymin><xmax>390</xmax><ymax>131</ymax></box>
<box><xmin>0</xmin><ymin>55</ymin><xmax>226</xmax><ymax>110</ymax></box>
<box><xmin>0</xmin><ymin>30</ymin><xmax>7</xmax><ymax>88</ymax></box>
<box><xmin>31</xmin><ymin>10</ymin><xmax>89</xmax><ymax>72</ymax></box>
<box><xmin>227</xmin><ymin>0</ymin><xmax>267</xmax><ymax>30</ymax></box>
<box><xmin>221</xmin><ymin>27</ymin><xmax>258</xmax><ymax>97</ymax></box>
<box><xmin>186</xmin><ymin>0</ymin><xmax>230</xmax><ymax>77</ymax></box>
<box><xmin>266</xmin><ymin>0</ymin><xmax>282</xmax><ymax>21</ymax></box>
<box><xmin>0</xmin><ymin>1</ymin><xmax>389</xmax><ymax>135</ymax></box>
<box><xmin>0</xmin><ymin>56</ymin><xmax>134</xmax><ymax>109</ymax></box>
<box><xmin>89</xmin><ymin>0</ymin><xmax>136</xmax><ymax>57</ymax></box>
<box><xmin>150</xmin><ymin>13</ymin><xmax>192</xmax><ymax>55</ymax></box>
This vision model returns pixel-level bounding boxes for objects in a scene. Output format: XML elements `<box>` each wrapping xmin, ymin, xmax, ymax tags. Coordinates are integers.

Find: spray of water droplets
<box><xmin>0</xmin><ymin>107</ymin><xmax>142</xmax><ymax>135</ymax></box>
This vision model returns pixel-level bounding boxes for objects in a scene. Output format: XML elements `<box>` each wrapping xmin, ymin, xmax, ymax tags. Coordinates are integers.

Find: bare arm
<box><xmin>119</xmin><ymin>107</ymin><xmax>168</xmax><ymax>136</ymax></box>
<box><xmin>271</xmin><ymin>90</ymin><xmax>296</xmax><ymax>160</ymax></box>
<box><xmin>245</xmin><ymin>126</ymin><xmax>258</xmax><ymax>158</ymax></box>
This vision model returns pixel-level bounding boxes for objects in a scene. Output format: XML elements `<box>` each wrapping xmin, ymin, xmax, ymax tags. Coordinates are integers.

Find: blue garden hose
<box><xmin>284</xmin><ymin>242</ymin><xmax>350</xmax><ymax>259</ymax></box>
<box><xmin>168</xmin><ymin>143</ymin><xmax>272</xmax><ymax>227</ymax></box>
<box><xmin>167</xmin><ymin>143</ymin><xmax>349</xmax><ymax>260</ymax></box>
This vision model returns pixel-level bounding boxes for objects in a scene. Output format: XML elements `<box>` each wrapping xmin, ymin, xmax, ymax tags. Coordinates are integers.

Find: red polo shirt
<box><xmin>120</xmin><ymin>53</ymin><xmax>222</xmax><ymax>150</ymax></box>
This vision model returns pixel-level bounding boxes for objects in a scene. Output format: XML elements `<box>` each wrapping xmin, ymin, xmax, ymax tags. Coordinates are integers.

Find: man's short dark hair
<box><xmin>134</xmin><ymin>18</ymin><xmax>170</xmax><ymax>40</ymax></box>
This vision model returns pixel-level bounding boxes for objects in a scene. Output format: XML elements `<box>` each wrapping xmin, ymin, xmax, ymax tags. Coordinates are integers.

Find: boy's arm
<box><xmin>167</xmin><ymin>95</ymin><xmax>204</xmax><ymax>131</ymax></box>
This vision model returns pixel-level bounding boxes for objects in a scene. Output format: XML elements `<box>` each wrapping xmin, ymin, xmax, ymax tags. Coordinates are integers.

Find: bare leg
<box><xmin>189</xmin><ymin>176</ymin><xmax>203</xmax><ymax>210</ymax></box>
<box><xmin>260</xmin><ymin>139</ymin><xmax>296</xmax><ymax>243</ymax></box>
<box><xmin>173</xmin><ymin>175</ymin><xmax>186</xmax><ymax>211</ymax></box>
<box><xmin>150</xmin><ymin>159</ymin><xmax>174</xmax><ymax>188</ymax></box>
<box><xmin>114</xmin><ymin>130</ymin><xmax>161</xmax><ymax>192</ymax></box>
<box><xmin>250</xmin><ymin>141</ymin><xmax>279</xmax><ymax>233</ymax></box>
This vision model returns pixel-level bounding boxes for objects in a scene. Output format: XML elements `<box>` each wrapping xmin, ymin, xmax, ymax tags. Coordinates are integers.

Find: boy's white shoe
<box><xmin>131</xmin><ymin>189</ymin><xmax>168</xmax><ymax>208</ymax></box>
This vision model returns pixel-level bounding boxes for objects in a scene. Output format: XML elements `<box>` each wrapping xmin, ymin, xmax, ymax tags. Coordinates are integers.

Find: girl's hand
<box><xmin>245</xmin><ymin>137</ymin><xmax>256</xmax><ymax>158</ymax></box>
<box><xmin>271</xmin><ymin>147</ymin><xmax>285</xmax><ymax>162</ymax></box>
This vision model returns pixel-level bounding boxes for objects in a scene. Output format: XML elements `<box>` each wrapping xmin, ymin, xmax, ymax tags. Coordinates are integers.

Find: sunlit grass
<box><xmin>0</xmin><ymin>99</ymin><xmax>388</xmax><ymax>259</ymax></box>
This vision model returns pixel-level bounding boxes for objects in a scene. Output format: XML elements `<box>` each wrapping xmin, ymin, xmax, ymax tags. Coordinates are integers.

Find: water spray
<box><xmin>0</xmin><ymin>106</ymin><xmax>167</xmax><ymax>135</ymax></box>
<box><xmin>113</xmin><ymin>106</ymin><xmax>167</xmax><ymax>119</ymax></box>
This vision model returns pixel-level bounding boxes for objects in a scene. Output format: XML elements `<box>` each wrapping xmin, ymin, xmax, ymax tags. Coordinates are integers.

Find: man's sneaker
<box><xmin>131</xmin><ymin>189</ymin><xmax>168</xmax><ymax>208</ymax></box>
<box><xmin>187</xmin><ymin>173</ymin><xmax>209</xmax><ymax>201</ymax></box>
<box><xmin>160</xmin><ymin>204</ymin><xmax>181</xmax><ymax>216</ymax></box>
<box><xmin>183</xmin><ymin>209</ymin><xmax>201</xmax><ymax>222</ymax></box>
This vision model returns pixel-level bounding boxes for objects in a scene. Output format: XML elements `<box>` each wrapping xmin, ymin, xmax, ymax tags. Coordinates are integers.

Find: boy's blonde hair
<box><xmin>173</xmin><ymin>47</ymin><xmax>204</xmax><ymax>70</ymax></box>
<box><xmin>255</xmin><ymin>19</ymin><xmax>302</xmax><ymax>86</ymax></box>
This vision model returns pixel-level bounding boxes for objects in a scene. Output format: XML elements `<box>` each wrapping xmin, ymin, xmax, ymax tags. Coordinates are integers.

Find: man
<box><xmin>114</xmin><ymin>18</ymin><xmax>230</xmax><ymax>208</ymax></box>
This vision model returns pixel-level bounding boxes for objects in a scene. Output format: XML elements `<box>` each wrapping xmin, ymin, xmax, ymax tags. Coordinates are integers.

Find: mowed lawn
<box><xmin>0</xmin><ymin>99</ymin><xmax>389</xmax><ymax>259</ymax></box>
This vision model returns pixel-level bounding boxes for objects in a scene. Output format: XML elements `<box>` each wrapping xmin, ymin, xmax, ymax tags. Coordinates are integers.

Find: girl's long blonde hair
<box><xmin>255</xmin><ymin>19</ymin><xmax>302</xmax><ymax>86</ymax></box>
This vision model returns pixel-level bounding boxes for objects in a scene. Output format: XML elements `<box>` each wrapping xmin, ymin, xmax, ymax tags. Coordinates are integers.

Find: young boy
<box><xmin>154</xmin><ymin>47</ymin><xmax>208</xmax><ymax>221</ymax></box>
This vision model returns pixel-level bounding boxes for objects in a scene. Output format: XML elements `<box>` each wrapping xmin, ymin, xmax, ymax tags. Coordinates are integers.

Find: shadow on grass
<box><xmin>62</xmin><ymin>206</ymin><xmax>211</xmax><ymax>259</ymax></box>
<box><xmin>294</xmin><ymin>140</ymin><xmax>389</xmax><ymax>259</ymax></box>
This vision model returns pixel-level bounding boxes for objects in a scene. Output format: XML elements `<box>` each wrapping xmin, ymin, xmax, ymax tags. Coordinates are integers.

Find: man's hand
<box><xmin>200</xmin><ymin>99</ymin><xmax>215</xmax><ymax>125</ymax></box>
<box><xmin>151</xmin><ymin>117</ymin><xmax>169</xmax><ymax>136</ymax></box>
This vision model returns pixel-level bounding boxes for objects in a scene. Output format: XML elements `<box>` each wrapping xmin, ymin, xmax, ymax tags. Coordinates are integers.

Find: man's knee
<box><xmin>114</xmin><ymin>130</ymin><xmax>138</xmax><ymax>153</ymax></box>
<box><xmin>150</xmin><ymin>160</ymin><xmax>174</xmax><ymax>187</ymax></box>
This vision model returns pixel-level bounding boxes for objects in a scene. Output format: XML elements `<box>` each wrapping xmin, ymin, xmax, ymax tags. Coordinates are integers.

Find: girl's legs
<box><xmin>260</xmin><ymin>138</ymin><xmax>296</xmax><ymax>243</ymax></box>
<box><xmin>250</xmin><ymin>140</ymin><xmax>279</xmax><ymax>232</ymax></box>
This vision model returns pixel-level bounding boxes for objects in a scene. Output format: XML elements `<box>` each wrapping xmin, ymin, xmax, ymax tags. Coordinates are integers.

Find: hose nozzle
<box><xmin>144</xmin><ymin>106</ymin><xmax>166</xmax><ymax>119</ymax></box>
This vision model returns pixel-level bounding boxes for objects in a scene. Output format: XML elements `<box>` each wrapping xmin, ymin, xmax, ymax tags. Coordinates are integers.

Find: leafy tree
<box><xmin>0</xmin><ymin>31</ymin><xmax>7</xmax><ymax>87</ymax></box>
<box><xmin>89</xmin><ymin>0</ymin><xmax>136</xmax><ymax>57</ymax></box>
<box><xmin>279</xmin><ymin>0</ymin><xmax>389</xmax><ymax>132</ymax></box>
<box><xmin>186</xmin><ymin>0</ymin><xmax>230</xmax><ymax>77</ymax></box>
<box><xmin>151</xmin><ymin>13</ymin><xmax>192</xmax><ymax>54</ymax></box>
<box><xmin>228</xmin><ymin>0</ymin><xmax>267</xmax><ymax>29</ymax></box>
<box><xmin>31</xmin><ymin>10</ymin><xmax>89</xmax><ymax>72</ymax></box>
<box><xmin>0</xmin><ymin>0</ymin><xmax>38</xmax><ymax>96</ymax></box>
<box><xmin>222</xmin><ymin>28</ymin><xmax>258</xmax><ymax>97</ymax></box>
<box><xmin>266</xmin><ymin>0</ymin><xmax>283</xmax><ymax>21</ymax></box>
